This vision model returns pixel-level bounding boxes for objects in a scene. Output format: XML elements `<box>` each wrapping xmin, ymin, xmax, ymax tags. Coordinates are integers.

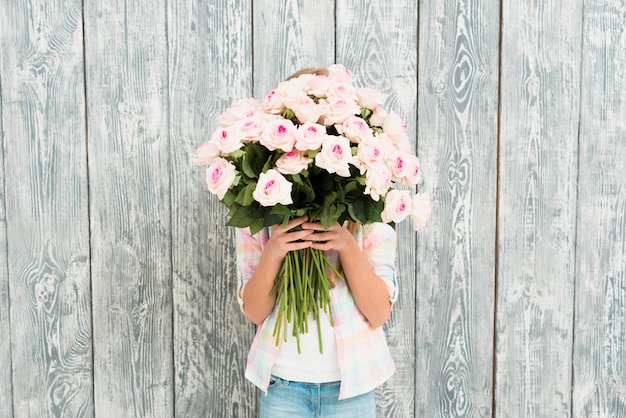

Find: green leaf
<box><xmin>249</xmin><ymin>218</ymin><xmax>265</xmax><ymax>235</ymax></box>
<box><xmin>227</xmin><ymin>205</ymin><xmax>255</xmax><ymax>228</ymax></box>
<box><xmin>360</xmin><ymin>107</ymin><xmax>372</xmax><ymax>121</ymax></box>
<box><xmin>242</xmin><ymin>156</ymin><xmax>256</xmax><ymax>179</ymax></box>
<box><xmin>364</xmin><ymin>197</ymin><xmax>384</xmax><ymax>222</ymax></box>
<box><xmin>348</xmin><ymin>200</ymin><xmax>366</xmax><ymax>223</ymax></box>
<box><xmin>234</xmin><ymin>182</ymin><xmax>256</xmax><ymax>206</ymax></box>
<box><xmin>270</xmin><ymin>204</ymin><xmax>293</xmax><ymax>217</ymax></box>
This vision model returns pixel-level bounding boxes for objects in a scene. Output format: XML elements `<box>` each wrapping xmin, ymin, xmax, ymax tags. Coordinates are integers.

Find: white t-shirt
<box><xmin>271</xmin><ymin>308</ymin><xmax>342</xmax><ymax>383</ymax></box>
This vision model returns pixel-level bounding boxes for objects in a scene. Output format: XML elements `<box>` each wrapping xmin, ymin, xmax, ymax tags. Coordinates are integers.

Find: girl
<box><xmin>236</xmin><ymin>216</ymin><xmax>397</xmax><ymax>417</ymax></box>
<box><xmin>235</xmin><ymin>68</ymin><xmax>398</xmax><ymax>417</ymax></box>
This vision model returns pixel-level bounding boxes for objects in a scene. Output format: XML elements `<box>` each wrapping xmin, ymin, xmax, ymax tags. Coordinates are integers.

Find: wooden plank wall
<box><xmin>1</xmin><ymin>0</ymin><xmax>625</xmax><ymax>417</ymax></box>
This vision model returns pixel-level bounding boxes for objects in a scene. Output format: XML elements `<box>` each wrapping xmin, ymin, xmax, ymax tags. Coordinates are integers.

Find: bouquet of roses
<box><xmin>195</xmin><ymin>64</ymin><xmax>431</xmax><ymax>353</ymax></box>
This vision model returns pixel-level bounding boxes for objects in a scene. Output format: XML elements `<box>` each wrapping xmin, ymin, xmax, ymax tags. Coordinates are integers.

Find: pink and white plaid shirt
<box><xmin>236</xmin><ymin>222</ymin><xmax>398</xmax><ymax>400</ymax></box>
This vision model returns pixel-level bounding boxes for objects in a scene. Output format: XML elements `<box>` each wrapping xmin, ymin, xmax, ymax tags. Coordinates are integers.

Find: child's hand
<box><xmin>300</xmin><ymin>221</ymin><xmax>356</xmax><ymax>253</ymax></box>
<box><xmin>265</xmin><ymin>216</ymin><xmax>314</xmax><ymax>260</ymax></box>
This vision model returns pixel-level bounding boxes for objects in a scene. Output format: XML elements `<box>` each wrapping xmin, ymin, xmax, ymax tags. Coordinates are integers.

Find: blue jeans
<box><xmin>259</xmin><ymin>376</ymin><xmax>376</xmax><ymax>418</ymax></box>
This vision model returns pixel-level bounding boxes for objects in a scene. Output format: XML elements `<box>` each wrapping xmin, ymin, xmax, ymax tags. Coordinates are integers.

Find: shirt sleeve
<box><xmin>235</xmin><ymin>227</ymin><xmax>264</xmax><ymax>313</ymax></box>
<box><xmin>361</xmin><ymin>222</ymin><xmax>398</xmax><ymax>304</ymax></box>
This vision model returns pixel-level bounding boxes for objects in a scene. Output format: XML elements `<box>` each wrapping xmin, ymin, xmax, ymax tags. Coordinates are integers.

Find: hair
<box><xmin>286</xmin><ymin>67</ymin><xmax>329</xmax><ymax>80</ymax></box>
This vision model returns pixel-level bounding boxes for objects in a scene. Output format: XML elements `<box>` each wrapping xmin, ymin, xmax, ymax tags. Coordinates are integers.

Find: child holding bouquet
<box><xmin>196</xmin><ymin>65</ymin><xmax>431</xmax><ymax>416</ymax></box>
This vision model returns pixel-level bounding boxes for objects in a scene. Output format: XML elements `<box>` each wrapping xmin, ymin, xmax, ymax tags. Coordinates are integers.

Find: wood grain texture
<box><xmin>167</xmin><ymin>0</ymin><xmax>256</xmax><ymax>416</ymax></box>
<box><xmin>84</xmin><ymin>0</ymin><xmax>173</xmax><ymax>416</ymax></box>
<box><xmin>0</xmin><ymin>0</ymin><xmax>93</xmax><ymax>416</ymax></box>
<box><xmin>335</xmin><ymin>1</ymin><xmax>418</xmax><ymax>416</ymax></box>
<box><xmin>0</xmin><ymin>71</ymin><xmax>13</xmax><ymax>418</ymax></box>
<box><xmin>496</xmin><ymin>0</ymin><xmax>582</xmax><ymax>416</ymax></box>
<box><xmin>253</xmin><ymin>0</ymin><xmax>335</xmax><ymax>95</ymax></box>
<box><xmin>573</xmin><ymin>1</ymin><xmax>626</xmax><ymax>416</ymax></box>
<box><xmin>415</xmin><ymin>0</ymin><xmax>499</xmax><ymax>416</ymax></box>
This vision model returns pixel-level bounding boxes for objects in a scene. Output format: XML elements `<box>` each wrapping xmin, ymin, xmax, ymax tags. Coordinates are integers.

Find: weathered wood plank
<box><xmin>415</xmin><ymin>0</ymin><xmax>499</xmax><ymax>416</ymax></box>
<box><xmin>167</xmin><ymin>1</ymin><xmax>256</xmax><ymax>416</ymax></box>
<box><xmin>496</xmin><ymin>0</ymin><xmax>583</xmax><ymax>415</ymax></box>
<box><xmin>84</xmin><ymin>0</ymin><xmax>173</xmax><ymax>416</ymax></box>
<box><xmin>0</xmin><ymin>72</ymin><xmax>13</xmax><ymax>418</ymax></box>
<box><xmin>253</xmin><ymin>0</ymin><xmax>335</xmax><ymax>95</ymax></box>
<box><xmin>573</xmin><ymin>1</ymin><xmax>626</xmax><ymax>416</ymax></box>
<box><xmin>0</xmin><ymin>1</ymin><xmax>93</xmax><ymax>416</ymax></box>
<box><xmin>335</xmin><ymin>1</ymin><xmax>418</xmax><ymax>416</ymax></box>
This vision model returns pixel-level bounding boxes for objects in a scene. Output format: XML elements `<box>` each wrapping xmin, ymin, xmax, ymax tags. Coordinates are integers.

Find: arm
<box><xmin>240</xmin><ymin>216</ymin><xmax>315</xmax><ymax>325</ymax></box>
<box><xmin>301</xmin><ymin>221</ymin><xmax>393</xmax><ymax>328</ymax></box>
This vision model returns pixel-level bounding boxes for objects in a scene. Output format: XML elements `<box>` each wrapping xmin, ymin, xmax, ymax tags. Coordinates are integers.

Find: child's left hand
<box><xmin>299</xmin><ymin>221</ymin><xmax>356</xmax><ymax>254</ymax></box>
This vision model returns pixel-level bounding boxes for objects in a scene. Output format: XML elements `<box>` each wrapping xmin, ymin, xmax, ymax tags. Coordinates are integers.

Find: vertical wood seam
<box><xmin>413</xmin><ymin>1</ymin><xmax>420</xmax><ymax>417</ymax></box>
<box><xmin>81</xmin><ymin>1</ymin><xmax>98</xmax><ymax>414</ymax></box>
<box><xmin>0</xmin><ymin>50</ymin><xmax>16</xmax><ymax>418</ymax></box>
<box><xmin>570</xmin><ymin>2</ymin><xmax>587</xmax><ymax>416</ymax></box>
<box><xmin>164</xmin><ymin>0</ymin><xmax>176</xmax><ymax>415</ymax></box>
<box><xmin>492</xmin><ymin>1</ymin><xmax>504</xmax><ymax>416</ymax></box>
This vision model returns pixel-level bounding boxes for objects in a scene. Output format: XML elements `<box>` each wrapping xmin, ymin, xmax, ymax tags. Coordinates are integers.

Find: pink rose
<box><xmin>212</xmin><ymin>126</ymin><xmax>243</xmax><ymax>155</ymax></box>
<box><xmin>383</xmin><ymin>111</ymin><xmax>409</xmax><ymax>145</ymax></box>
<box><xmin>356</xmin><ymin>87</ymin><xmax>384</xmax><ymax>109</ymax></box>
<box><xmin>357</xmin><ymin>135</ymin><xmax>394</xmax><ymax>174</ymax></box>
<box><xmin>381</xmin><ymin>189</ymin><xmax>412</xmax><ymax>223</ymax></box>
<box><xmin>328</xmin><ymin>64</ymin><xmax>353</xmax><ymax>83</ymax></box>
<box><xmin>193</xmin><ymin>141</ymin><xmax>220</xmax><ymax>166</ymax></box>
<box><xmin>364</xmin><ymin>165</ymin><xmax>391</xmax><ymax>201</ymax></box>
<box><xmin>264</xmin><ymin>81</ymin><xmax>309</xmax><ymax>114</ymax></box>
<box><xmin>275</xmin><ymin>150</ymin><xmax>312</xmax><ymax>175</ymax></box>
<box><xmin>295</xmin><ymin>123</ymin><xmax>327</xmax><ymax>151</ymax></box>
<box><xmin>260</xmin><ymin>117</ymin><xmax>297</xmax><ymax>151</ymax></box>
<box><xmin>232</xmin><ymin>116</ymin><xmax>265</xmax><ymax>142</ymax></box>
<box><xmin>219</xmin><ymin>98</ymin><xmax>263</xmax><ymax>127</ymax></box>
<box><xmin>205</xmin><ymin>157</ymin><xmax>237</xmax><ymax>200</ymax></box>
<box><xmin>321</xmin><ymin>97</ymin><xmax>361</xmax><ymax>125</ymax></box>
<box><xmin>327</xmin><ymin>81</ymin><xmax>357</xmax><ymax>100</ymax></box>
<box><xmin>314</xmin><ymin>135</ymin><xmax>354</xmax><ymax>177</ymax></box>
<box><xmin>338</xmin><ymin>115</ymin><xmax>374</xmax><ymax>144</ymax></box>
<box><xmin>400</xmin><ymin>154</ymin><xmax>421</xmax><ymax>186</ymax></box>
<box><xmin>410</xmin><ymin>193</ymin><xmax>432</xmax><ymax>231</ymax></box>
<box><xmin>252</xmin><ymin>169</ymin><xmax>293</xmax><ymax>206</ymax></box>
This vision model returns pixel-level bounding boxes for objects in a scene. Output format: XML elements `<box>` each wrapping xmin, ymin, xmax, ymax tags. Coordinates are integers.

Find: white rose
<box><xmin>328</xmin><ymin>64</ymin><xmax>353</xmax><ymax>82</ymax></box>
<box><xmin>314</xmin><ymin>135</ymin><xmax>354</xmax><ymax>177</ymax></box>
<box><xmin>339</xmin><ymin>115</ymin><xmax>374</xmax><ymax>144</ymax></box>
<box><xmin>306</xmin><ymin>74</ymin><xmax>332</xmax><ymax>98</ymax></box>
<box><xmin>219</xmin><ymin>98</ymin><xmax>263</xmax><ymax>127</ymax></box>
<box><xmin>264</xmin><ymin>80</ymin><xmax>309</xmax><ymax>114</ymax></box>
<box><xmin>205</xmin><ymin>157</ymin><xmax>237</xmax><ymax>200</ymax></box>
<box><xmin>410</xmin><ymin>193</ymin><xmax>432</xmax><ymax>231</ymax></box>
<box><xmin>356</xmin><ymin>87</ymin><xmax>384</xmax><ymax>109</ymax></box>
<box><xmin>292</xmin><ymin>100</ymin><xmax>324</xmax><ymax>124</ymax></box>
<box><xmin>193</xmin><ymin>140</ymin><xmax>220</xmax><ymax>166</ymax></box>
<box><xmin>383</xmin><ymin>111</ymin><xmax>409</xmax><ymax>144</ymax></box>
<box><xmin>252</xmin><ymin>169</ymin><xmax>293</xmax><ymax>206</ymax></box>
<box><xmin>212</xmin><ymin>126</ymin><xmax>243</xmax><ymax>155</ymax></box>
<box><xmin>275</xmin><ymin>150</ymin><xmax>313</xmax><ymax>175</ymax></box>
<box><xmin>260</xmin><ymin>117</ymin><xmax>297</xmax><ymax>151</ymax></box>
<box><xmin>381</xmin><ymin>189</ymin><xmax>412</xmax><ymax>223</ymax></box>
<box><xmin>295</xmin><ymin>123</ymin><xmax>327</xmax><ymax>151</ymax></box>
<box><xmin>369</xmin><ymin>106</ymin><xmax>388</xmax><ymax>127</ymax></box>
<box><xmin>364</xmin><ymin>165</ymin><xmax>391</xmax><ymax>201</ymax></box>
<box><xmin>321</xmin><ymin>97</ymin><xmax>361</xmax><ymax>126</ymax></box>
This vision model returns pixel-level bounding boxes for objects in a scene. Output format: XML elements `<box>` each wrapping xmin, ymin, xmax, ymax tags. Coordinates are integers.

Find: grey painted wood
<box><xmin>415</xmin><ymin>0</ymin><xmax>499</xmax><ymax>416</ymax></box>
<box><xmin>496</xmin><ymin>1</ymin><xmax>582</xmax><ymax>415</ymax></box>
<box><xmin>84</xmin><ymin>0</ymin><xmax>173</xmax><ymax>416</ymax></box>
<box><xmin>573</xmin><ymin>1</ymin><xmax>626</xmax><ymax>416</ymax></box>
<box><xmin>253</xmin><ymin>0</ymin><xmax>336</xmax><ymax>94</ymax></box>
<box><xmin>0</xmin><ymin>1</ymin><xmax>93</xmax><ymax>416</ymax></box>
<box><xmin>168</xmin><ymin>0</ymin><xmax>256</xmax><ymax>416</ymax></box>
<box><xmin>335</xmin><ymin>1</ymin><xmax>418</xmax><ymax>416</ymax></box>
<box><xmin>0</xmin><ymin>70</ymin><xmax>13</xmax><ymax>418</ymax></box>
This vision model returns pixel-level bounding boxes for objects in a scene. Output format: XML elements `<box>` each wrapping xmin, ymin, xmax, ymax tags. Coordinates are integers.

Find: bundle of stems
<box><xmin>270</xmin><ymin>247</ymin><xmax>343</xmax><ymax>354</ymax></box>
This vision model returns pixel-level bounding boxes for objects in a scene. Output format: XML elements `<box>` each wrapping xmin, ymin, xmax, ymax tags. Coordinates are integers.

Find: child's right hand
<box><xmin>264</xmin><ymin>216</ymin><xmax>314</xmax><ymax>261</ymax></box>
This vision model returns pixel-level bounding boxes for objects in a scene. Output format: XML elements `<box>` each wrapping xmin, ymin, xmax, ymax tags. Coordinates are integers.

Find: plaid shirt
<box><xmin>236</xmin><ymin>222</ymin><xmax>398</xmax><ymax>400</ymax></box>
